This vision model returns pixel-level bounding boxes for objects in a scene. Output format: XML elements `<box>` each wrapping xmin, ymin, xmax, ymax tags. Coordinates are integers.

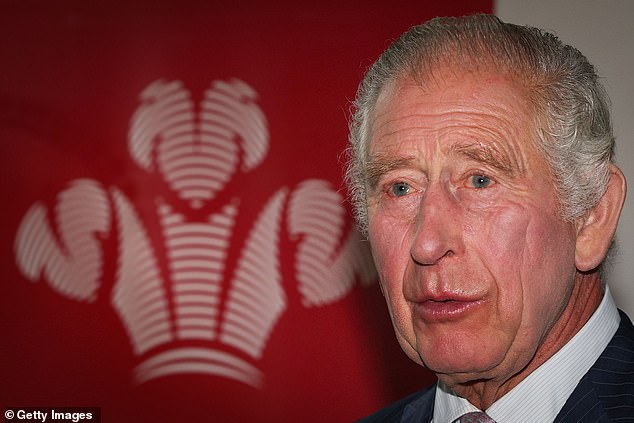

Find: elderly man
<box><xmin>346</xmin><ymin>14</ymin><xmax>633</xmax><ymax>423</ymax></box>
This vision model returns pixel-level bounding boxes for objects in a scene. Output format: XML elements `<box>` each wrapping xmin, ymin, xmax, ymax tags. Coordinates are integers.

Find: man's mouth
<box><xmin>414</xmin><ymin>296</ymin><xmax>484</xmax><ymax>322</ymax></box>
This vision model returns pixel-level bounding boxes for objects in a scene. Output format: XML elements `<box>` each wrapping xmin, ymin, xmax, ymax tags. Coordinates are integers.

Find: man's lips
<box><xmin>413</xmin><ymin>296</ymin><xmax>485</xmax><ymax>322</ymax></box>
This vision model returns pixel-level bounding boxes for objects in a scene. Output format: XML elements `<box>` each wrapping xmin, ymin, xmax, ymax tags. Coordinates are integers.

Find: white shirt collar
<box><xmin>432</xmin><ymin>285</ymin><xmax>620</xmax><ymax>423</ymax></box>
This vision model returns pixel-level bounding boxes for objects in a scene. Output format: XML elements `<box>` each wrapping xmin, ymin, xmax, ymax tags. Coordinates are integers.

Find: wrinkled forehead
<box><xmin>366</xmin><ymin>67</ymin><xmax>546</xmax><ymax>176</ymax></box>
<box><xmin>370</xmin><ymin>64</ymin><xmax>535</xmax><ymax>135</ymax></box>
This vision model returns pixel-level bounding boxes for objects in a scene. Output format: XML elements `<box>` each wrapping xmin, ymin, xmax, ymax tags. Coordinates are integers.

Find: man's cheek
<box><xmin>476</xmin><ymin>205</ymin><xmax>531</xmax><ymax>251</ymax></box>
<box><xmin>370</xmin><ymin>220</ymin><xmax>410</xmax><ymax>266</ymax></box>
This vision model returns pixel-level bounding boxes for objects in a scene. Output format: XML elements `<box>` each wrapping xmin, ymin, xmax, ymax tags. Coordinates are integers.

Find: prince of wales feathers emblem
<box><xmin>14</xmin><ymin>78</ymin><xmax>375</xmax><ymax>388</ymax></box>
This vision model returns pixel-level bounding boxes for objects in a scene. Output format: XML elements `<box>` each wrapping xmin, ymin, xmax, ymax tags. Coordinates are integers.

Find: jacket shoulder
<box><xmin>356</xmin><ymin>385</ymin><xmax>436</xmax><ymax>423</ymax></box>
<box><xmin>590</xmin><ymin>310</ymin><xmax>634</xmax><ymax>415</ymax></box>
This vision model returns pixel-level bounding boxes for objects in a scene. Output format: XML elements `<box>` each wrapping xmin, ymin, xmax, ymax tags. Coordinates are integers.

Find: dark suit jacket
<box><xmin>358</xmin><ymin>310</ymin><xmax>634</xmax><ymax>422</ymax></box>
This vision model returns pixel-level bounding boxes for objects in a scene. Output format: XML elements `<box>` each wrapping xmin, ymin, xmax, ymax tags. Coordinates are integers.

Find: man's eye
<box><xmin>470</xmin><ymin>175</ymin><xmax>492</xmax><ymax>189</ymax></box>
<box><xmin>390</xmin><ymin>182</ymin><xmax>411</xmax><ymax>197</ymax></box>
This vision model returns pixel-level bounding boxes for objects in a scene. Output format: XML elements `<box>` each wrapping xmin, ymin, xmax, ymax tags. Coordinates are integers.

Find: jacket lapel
<box><xmin>402</xmin><ymin>385</ymin><xmax>436</xmax><ymax>423</ymax></box>
<box><xmin>555</xmin><ymin>310</ymin><xmax>634</xmax><ymax>422</ymax></box>
<box><xmin>554</xmin><ymin>375</ymin><xmax>611</xmax><ymax>423</ymax></box>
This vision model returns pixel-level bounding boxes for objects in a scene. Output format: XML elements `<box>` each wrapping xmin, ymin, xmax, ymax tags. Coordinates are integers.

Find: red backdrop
<box><xmin>0</xmin><ymin>2</ymin><xmax>492</xmax><ymax>422</ymax></box>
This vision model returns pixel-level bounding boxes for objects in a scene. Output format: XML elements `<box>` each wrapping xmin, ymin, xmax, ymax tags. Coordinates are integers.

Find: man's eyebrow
<box><xmin>365</xmin><ymin>155</ymin><xmax>418</xmax><ymax>190</ymax></box>
<box><xmin>365</xmin><ymin>143</ymin><xmax>520</xmax><ymax>190</ymax></box>
<box><xmin>450</xmin><ymin>142</ymin><xmax>519</xmax><ymax>175</ymax></box>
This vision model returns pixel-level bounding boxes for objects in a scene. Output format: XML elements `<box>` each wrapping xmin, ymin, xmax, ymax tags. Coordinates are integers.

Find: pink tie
<box><xmin>453</xmin><ymin>411</ymin><xmax>496</xmax><ymax>423</ymax></box>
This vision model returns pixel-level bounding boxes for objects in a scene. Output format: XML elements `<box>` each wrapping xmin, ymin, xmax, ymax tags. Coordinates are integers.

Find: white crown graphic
<box><xmin>14</xmin><ymin>79</ymin><xmax>375</xmax><ymax>388</ymax></box>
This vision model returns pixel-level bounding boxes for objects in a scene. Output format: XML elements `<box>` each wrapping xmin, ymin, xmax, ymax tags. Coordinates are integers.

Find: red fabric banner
<box><xmin>0</xmin><ymin>2</ymin><xmax>492</xmax><ymax>421</ymax></box>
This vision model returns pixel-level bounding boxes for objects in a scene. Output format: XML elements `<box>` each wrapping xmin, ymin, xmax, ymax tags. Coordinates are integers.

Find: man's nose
<box><xmin>410</xmin><ymin>184</ymin><xmax>463</xmax><ymax>266</ymax></box>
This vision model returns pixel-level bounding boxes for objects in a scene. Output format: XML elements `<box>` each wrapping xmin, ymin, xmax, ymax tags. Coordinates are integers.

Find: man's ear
<box><xmin>575</xmin><ymin>164</ymin><xmax>627</xmax><ymax>272</ymax></box>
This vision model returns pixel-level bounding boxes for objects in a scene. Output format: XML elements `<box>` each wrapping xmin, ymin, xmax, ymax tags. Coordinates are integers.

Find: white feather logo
<box><xmin>14</xmin><ymin>79</ymin><xmax>375</xmax><ymax>388</ymax></box>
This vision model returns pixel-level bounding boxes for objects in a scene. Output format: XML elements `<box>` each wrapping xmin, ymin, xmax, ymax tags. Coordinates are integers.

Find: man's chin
<box><xmin>418</xmin><ymin>351</ymin><xmax>504</xmax><ymax>383</ymax></box>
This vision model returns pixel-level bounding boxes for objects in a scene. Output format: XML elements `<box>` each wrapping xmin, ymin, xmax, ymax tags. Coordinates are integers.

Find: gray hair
<box><xmin>346</xmin><ymin>14</ymin><xmax>615</xmax><ymax>235</ymax></box>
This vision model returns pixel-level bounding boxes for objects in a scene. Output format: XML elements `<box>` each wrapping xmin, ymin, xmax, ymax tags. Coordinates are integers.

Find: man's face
<box><xmin>366</xmin><ymin>70</ymin><xmax>579</xmax><ymax>385</ymax></box>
